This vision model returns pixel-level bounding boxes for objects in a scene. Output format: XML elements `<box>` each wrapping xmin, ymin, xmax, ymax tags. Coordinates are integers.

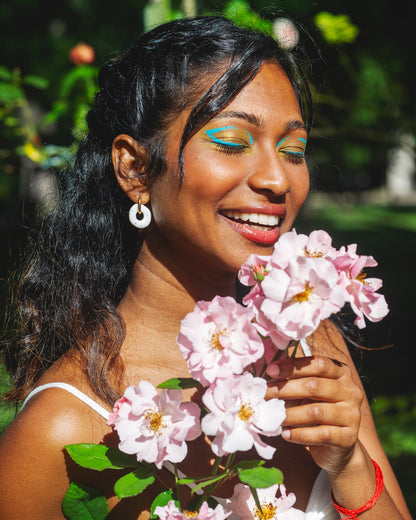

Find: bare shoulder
<box><xmin>0</xmin><ymin>384</ymin><xmax>113</xmax><ymax>519</ymax></box>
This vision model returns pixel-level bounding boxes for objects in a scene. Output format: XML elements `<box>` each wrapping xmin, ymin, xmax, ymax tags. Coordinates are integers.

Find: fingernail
<box><xmin>266</xmin><ymin>364</ymin><xmax>280</xmax><ymax>378</ymax></box>
<box><xmin>281</xmin><ymin>429</ymin><xmax>291</xmax><ymax>440</ymax></box>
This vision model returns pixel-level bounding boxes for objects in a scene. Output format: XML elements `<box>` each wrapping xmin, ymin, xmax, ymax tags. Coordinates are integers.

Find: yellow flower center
<box><xmin>305</xmin><ymin>247</ymin><xmax>324</xmax><ymax>258</ymax></box>
<box><xmin>356</xmin><ymin>270</ymin><xmax>368</xmax><ymax>284</ymax></box>
<box><xmin>254</xmin><ymin>503</ymin><xmax>278</xmax><ymax>520</ymax></box>
<box><xmin>210</xmin><ymin>328</ymin><xmax>229</xmax><ymax>350</ymax></box>
<box><xmin>238</xmin><ymin>403</ymin><xmax>254</xmax><ymax>422</ymax></box>
<box><xmin>293</xmin><ymin>281</ymin><xmax>313</xmax><ymax>302</ymax></box>
<box><xmin>184</xmin><ymin>511</ymin><xmax>199</xmax><ymax>518</ymax></box>
<box><xmin>145</xmin><ymin>410</ymin><xmax>166</xmax><ymax>435</ymax></box>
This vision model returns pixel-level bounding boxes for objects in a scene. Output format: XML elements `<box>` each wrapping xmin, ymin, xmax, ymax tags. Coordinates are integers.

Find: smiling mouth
<box><xmin>221</xmin><ymin>210</ymin><xmax>280</xmax><ymax>230</ymax></box>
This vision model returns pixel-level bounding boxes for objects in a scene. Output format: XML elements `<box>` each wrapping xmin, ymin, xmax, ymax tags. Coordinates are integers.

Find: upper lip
<box><xmin>219</xmin><ymin>205</ymin><xmax>286</xmax><ymax>224</ymax></box>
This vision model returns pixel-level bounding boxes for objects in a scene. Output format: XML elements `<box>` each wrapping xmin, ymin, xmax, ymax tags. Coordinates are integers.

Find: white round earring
<box><xmin>129</xmin><ymin>197</ymin><xmax>152</xmax><ymax>229</ymax></box>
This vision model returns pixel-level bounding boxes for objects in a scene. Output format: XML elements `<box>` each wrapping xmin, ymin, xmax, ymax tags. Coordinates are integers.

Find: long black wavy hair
<box><xmin>4</xmin><ymin>16</ymin><xmax>313</xmax><ymax>404</ymax></box>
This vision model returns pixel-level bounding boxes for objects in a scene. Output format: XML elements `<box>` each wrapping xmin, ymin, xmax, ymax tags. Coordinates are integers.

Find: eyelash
<box><xmin>213</xmin><ymin>143</ymin><xmax>248</xmax><ymax>156</ymax></box>
<box><xmin>210</xmin><ymin>136</ymin><xmax>307</xmax><ymax>165</ymax></box>
<box><xmin>281</xmin><ymin>151</ymin><xmax>306</xmax><ymax>165</ymax></box>
<box><xmin>214</xmin><ymin>144</ymin><xmax>306</xmax><ymax>166</ymax></box>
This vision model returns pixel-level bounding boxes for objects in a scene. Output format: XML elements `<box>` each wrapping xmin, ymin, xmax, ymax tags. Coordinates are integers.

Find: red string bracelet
<box><xmin>331</xmin><ymin>459</ymin><xmax>384</xmax><ymax>519</ymax></box>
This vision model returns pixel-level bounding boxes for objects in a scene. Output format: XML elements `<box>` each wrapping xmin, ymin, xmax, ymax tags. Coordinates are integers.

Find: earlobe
<box><xmin>112</xmin><ymin>134</ymin><xmax>150</xmax><ymax>204</ymax></box>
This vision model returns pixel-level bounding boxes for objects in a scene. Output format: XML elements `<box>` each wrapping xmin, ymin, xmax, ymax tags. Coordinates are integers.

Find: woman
<box><xmin>0</xmin><ymin>16</ymin><xmax>411</xmax><ymax>520</ymax></box>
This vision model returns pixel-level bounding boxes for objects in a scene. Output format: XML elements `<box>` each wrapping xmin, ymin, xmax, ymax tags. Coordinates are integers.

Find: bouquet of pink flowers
<box><xmin>63</xmin><ymin>230</ymin><xmax>388</xmax><ymax>520</ymax></box>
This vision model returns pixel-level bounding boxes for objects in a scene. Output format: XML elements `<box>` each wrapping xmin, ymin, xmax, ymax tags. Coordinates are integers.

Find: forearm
<box><xmin>328</xmin><ymin>442</ymin><xmax>407</xmax><ymax>520</ymax></box>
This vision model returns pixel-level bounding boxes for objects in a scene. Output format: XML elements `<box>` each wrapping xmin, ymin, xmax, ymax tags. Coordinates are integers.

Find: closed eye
<box><xmin>277</xmin><ymin>137</ymin><xmax>307</xmax><ymax>165</ymax></box>
<box><xmin>205</xmin><ymin>126</ymin><xmax>252</xmax><ymax>155</ymax></box>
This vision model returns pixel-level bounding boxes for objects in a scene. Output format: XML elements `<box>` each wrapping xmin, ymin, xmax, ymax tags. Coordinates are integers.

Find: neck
<box><xmin>117</xmin><ymin>241</ymin><xmax>238</xmax><ymax>384</ymax></box>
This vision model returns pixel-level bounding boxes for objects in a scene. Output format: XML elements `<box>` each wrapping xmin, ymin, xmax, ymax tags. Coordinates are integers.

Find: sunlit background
<box><xmin>1</xmin><ymin>0</ymin><xmax>415</xmax><ymax>513</ymax></box>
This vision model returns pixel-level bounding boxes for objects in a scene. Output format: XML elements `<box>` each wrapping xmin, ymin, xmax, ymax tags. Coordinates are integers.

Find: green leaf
<box><xmin>157</xmin><ymin>377</ymin><xmax>201</xmax><ymax>390</ymax></box>
<box><xmin>65</xmin><ymin>443</ymin><xmax>139</xmax><ymax>470</ymax></box>
<box><xmin>0</xmin><ymin>83</ymin><xmax>24</xmax><ymax>102</ymax></box>
<box><xmin>177</xmin><ymin>472</ymin><xmax>218</xmax><ymax>485</ymax></box>
<box><xmin>23</xmin><ymin>75</ymin><xmax>49</xmax><ymax>89</ymax></box>
<box><xmin>191</xmin><ymin>473</ymin><xmax>226</xmax><ymax>494</ymax></box>
<box><xmin>150</xmin><ymin>490</ymin><xmax>179</xmax><ymax>519</ymax></box>
<box><xmin>0</xmin><ymin>65</ymin><xmax>12</xmax><ymax>81</ymax></box>
<box><xmin>238</xmin><ymin>466</ymin><xmax>283</xmax><ymax>488</ymax></box>
<box><xmin>234</xmin><ymin>459</ymin><xmax>265</xmax><ymax>471</ymax></box>
<box><xmin>114</xmin><ymin>467</ymin><xmax>156</xmax><ymax>499</ymax></box>
<box><xmin>62</xmin><ymin>482</ymin><xmax>109</xmax><ymax>520</ymax></box>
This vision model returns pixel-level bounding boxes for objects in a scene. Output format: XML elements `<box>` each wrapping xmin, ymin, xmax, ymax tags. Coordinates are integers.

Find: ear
<box><xmin>112</xmin><ymin>134</ymin><xmax>151</xmax><ymax>204</ymax></box>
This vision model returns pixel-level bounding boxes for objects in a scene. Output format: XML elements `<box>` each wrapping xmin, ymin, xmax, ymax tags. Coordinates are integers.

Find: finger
<box><xmin>267</xmin><ymin>376</ymin><xmax>346</xmax><ymax>403</ymax></box>
<box><xmin>281</xmin><ymin>424</ymin><xmax>358</xmax><ymax>449</ymax></box>
<box><xmin>266</xmin><ymin>355</ymin><xmax>347</xmax><ymax>380</ymax></box>
<box><xmin>282</xmin><ymin>402</ymin><xmax>361</xmax><ymax>430</ymax></box>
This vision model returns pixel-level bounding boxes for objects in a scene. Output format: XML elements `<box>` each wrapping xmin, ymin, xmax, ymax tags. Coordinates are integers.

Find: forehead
<box><xmin>164</xmin><ymin>61</ymin><xmax>304</xmax><ymax>157</ymax></box>
<box><xmin>221</xmin><ymin>62</ymin><xmax>303</xmax><ymax>126</ymax></box>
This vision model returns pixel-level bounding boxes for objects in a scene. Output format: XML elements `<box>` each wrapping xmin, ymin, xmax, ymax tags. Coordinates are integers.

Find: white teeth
<box><xmin>223</xmin><ymin>210</ymin><xmax>279</xmax><ymax>226</ymax></box>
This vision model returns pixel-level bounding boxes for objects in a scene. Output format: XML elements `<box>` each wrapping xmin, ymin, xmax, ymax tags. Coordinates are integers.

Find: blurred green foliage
<box><xmin>372</xmin><ymin>394</ymin><xmax>416</xmax><ymax>458</ymax></box>
<box><xmin>0</xmin><ymin>61</ymin><xmax>98</xmax><ymax>192</ymax></box>
<box><xmin>1</xmin><ymin>0</ymin><xmax>415</xmax><ymax>201</ymax></box>
<box><xmin>313</xmin><ymin>11</ymin><xmax>359</xmax><ymax>45</ymax></box>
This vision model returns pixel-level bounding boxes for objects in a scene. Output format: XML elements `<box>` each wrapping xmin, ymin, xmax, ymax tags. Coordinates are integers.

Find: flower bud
<box><xmin>69</xmin><ymin>43</ymin><xmax>95</xmax><ymax>65</ymax></box>
<box><xmin>273</xmin><ymin>18</ymin><xmax>299</xmax><ymax>50</ymax></box>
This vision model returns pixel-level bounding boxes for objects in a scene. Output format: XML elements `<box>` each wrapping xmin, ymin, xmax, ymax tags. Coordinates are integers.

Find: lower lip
<box><xmin>221</xmin><ymin>216</ymin><xmax>281</xmax><ymax>245</ymax></box>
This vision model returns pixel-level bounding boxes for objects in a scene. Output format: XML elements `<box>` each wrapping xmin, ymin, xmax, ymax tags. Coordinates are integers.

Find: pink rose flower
<box><xmin>107</xmin><ymin>396</ymin><xmax>129</xmax><ymax>426</ymax></box>
<box><xmin>155</xmin><ymin>500</ymin><xmax>230</xmax><ymax>520</ymax></box>
<box><xmin>226</xmin><ymin>483</ymin><xmax>305</xmax><ymax>519</ymax></box>
<box><xmin>334</xmin><ymin>245</ymin><xmax>389</xmax><ymax>328</ymax></box>
<box><xmin>259</xmin><ymin>255</ymin><xmax>345</xmax><ymax>341</ymax></box>
<box><xmin>269</xmin><ymin>229</ymin><xmax>337</xmax><ymax>271</ymax></box>
<box><xmin>177</xmin><ymin>296</ymin><xmax>264</xmax><ymax>386</ymax></box>
<box><xmin>109</xmin><ymin>381</ymin><xmax>201</xmax><ymax>469</ymax></box>
<box><xmin>201</xmin><ymin>373</ymin><xmax>285</xmax><ymax>459</ymax></box>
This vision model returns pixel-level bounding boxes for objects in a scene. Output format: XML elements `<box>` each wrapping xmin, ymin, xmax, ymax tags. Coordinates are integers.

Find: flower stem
<box><xmin>290</xmin><ymin>340</ymin><xmax>300</xmax><ymax>358</ymax></box>
<box><xmin>211</xmin><ymin>456</ymin><xmax>222</xmax><ymax>476</ymax></box>
<box><xmin>174</xmin><ymin>463</ymin><xmax>182</xmax><ymax>508</ymax></box>
<box><xmin>224</xmin><ymin>453</ymin><xmax>235</xmax><ymax>471</ymax></box>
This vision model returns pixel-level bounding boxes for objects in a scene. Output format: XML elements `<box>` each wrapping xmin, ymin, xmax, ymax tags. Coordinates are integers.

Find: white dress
<box><xmin>22</xmin><ymin>382</ymin><xmax>340</xmax><ymax>519</ymax></box>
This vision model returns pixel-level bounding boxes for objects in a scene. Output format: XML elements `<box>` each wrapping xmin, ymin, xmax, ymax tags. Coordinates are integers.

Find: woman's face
<box><xmin>147</xmin><ymin>62</ymin><xmax>310</xmax><ymax>276</ymax></box>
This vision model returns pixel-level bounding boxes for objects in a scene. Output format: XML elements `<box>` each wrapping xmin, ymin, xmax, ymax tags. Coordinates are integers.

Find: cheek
<box><xmin>292</xmin><ymin>168</ymin><xmax>310</xmax><ymax>205</ymax></box>
<box><xmin>183</xmin><ymin>155</ymin><xmax>242</xmax><ymax>199</ymax></box>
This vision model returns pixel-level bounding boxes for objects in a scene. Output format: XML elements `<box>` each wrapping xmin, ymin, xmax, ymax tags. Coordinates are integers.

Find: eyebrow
<box><xmin>286</xmin><ymin>120</ymin><xmax>307</xmax><ymax>132</ymax></box>
<box><xmin>212</xmin><ymin>111</ymin><xmax>264</xmax><ymax>127</ymax></box>
<box><xmin>211</xmin><ymin>111</ymin><xmax>306</xmax><ymax>132</ymax></box>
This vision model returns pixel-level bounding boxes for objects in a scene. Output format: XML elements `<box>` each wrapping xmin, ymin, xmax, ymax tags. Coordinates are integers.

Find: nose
<box><xmin>247</xmin><ymin>148</ymin><xmax>290</xmax><ymax>197</ymax></box>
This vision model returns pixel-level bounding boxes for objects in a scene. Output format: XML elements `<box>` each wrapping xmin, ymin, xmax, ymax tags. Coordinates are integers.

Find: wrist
<box><xmin>331</xmin><ymin>459</ymin><xmax>384</xmax><ymax>519</ymax></box>
<box><xmin>328</xmin><ymin>444</ymin><xmax>377</xmax><ymax>510</ymax></box>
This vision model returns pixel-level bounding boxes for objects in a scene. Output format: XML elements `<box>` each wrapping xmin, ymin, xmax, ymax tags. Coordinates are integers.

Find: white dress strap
<box><xmin>305</xmin><ymin>470</ymin><xmax>340</xmax><ymax>519</ymax></box>
<box><xmin>22</xmin><ymin>382</ymin><xmax>110</xmax><ymax>421</ymax></box>
<box><xmin>300</xmin><ymin>338</ymin><xmax>312</xmax><ymax>357</ymax></box>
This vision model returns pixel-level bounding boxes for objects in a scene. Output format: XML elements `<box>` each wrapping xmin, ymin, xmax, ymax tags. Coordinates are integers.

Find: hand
<box><xmin>266</xmin><ymin>355</ymin><xmax>364</xmax><ymax>476</ymax></box>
